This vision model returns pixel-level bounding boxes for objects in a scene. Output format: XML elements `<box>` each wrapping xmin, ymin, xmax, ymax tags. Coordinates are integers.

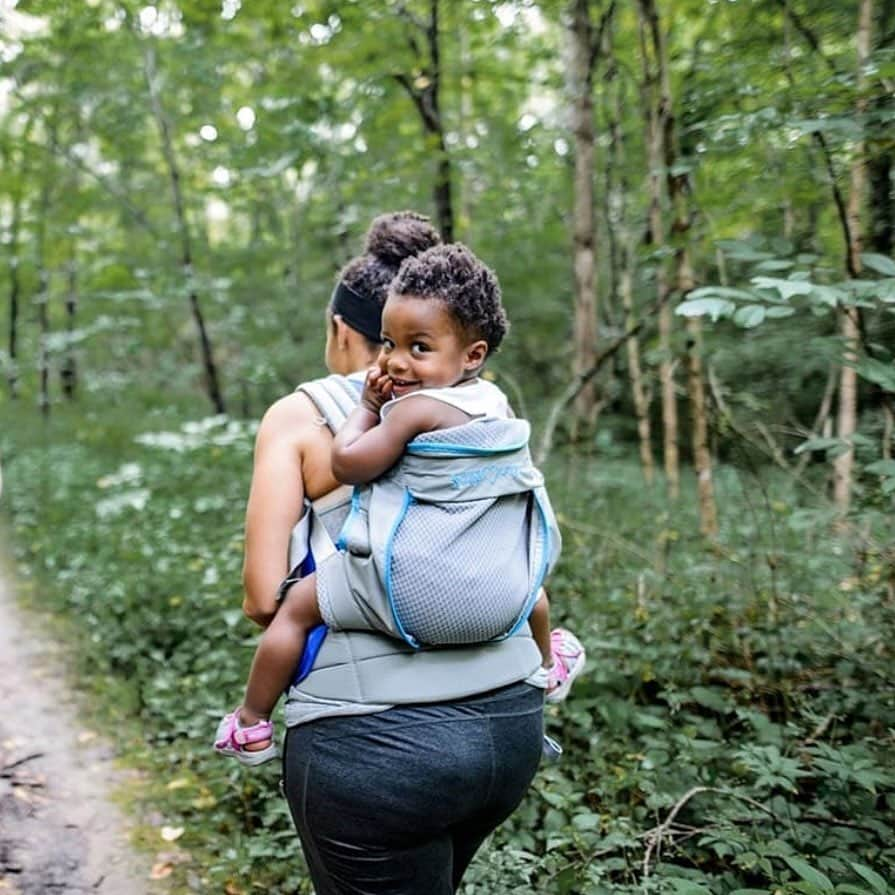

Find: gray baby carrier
<box><xmin>282</xmin><ymin>374</ymin><xmax>547</xmax><ymax>717</ymax></box>
<box><xmin>317</xmin><ymin>414</ymin><xmax>561</xmax><ymax>648</ymax></box>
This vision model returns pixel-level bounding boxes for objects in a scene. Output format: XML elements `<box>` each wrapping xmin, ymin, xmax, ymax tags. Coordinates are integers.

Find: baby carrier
<box><xmin>280</xmin><ymin>375</ymin><xmax>550</xmax><ymax>715</ymax></box>
<box><xmin>317</xmin><ymin>411</ymin><xmax>561</xmax><ymax>648</ymax></box>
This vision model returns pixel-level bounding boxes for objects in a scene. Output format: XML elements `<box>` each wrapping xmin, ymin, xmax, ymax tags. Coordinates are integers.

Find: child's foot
<box><xmin>545</xmin><ymin>628</ymin><xmax>586</xmax><ymax>703</ymax></box>
<box><xmin>213</xmin><ymin>709</ymin><xmax>278</xmax><ymax>766</ymax></box>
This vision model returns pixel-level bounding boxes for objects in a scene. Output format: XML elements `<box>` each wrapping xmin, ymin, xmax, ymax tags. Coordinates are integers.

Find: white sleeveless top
<box><xmin>380</xmin><ymin>378</ymin><xmax>510</xmax><ymax>422</ymax></box>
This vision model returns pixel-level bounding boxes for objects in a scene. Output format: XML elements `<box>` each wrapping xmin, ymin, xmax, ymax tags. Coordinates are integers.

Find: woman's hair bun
<box><xmin>364</xmin><ymin>211</ymin><xmax>441</xmax><ymax>266</ymax></box>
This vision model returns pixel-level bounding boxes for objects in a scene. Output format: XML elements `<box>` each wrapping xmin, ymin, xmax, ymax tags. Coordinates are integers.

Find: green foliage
<box><xmin>2</xmin><ymin>1</ymin><xmax>895</xmax><ymax>892</ymax></box>
<box><xmin>2</xmin><ymin>401</ymin><xmax>894</xmax><ymax>893</ymax></box>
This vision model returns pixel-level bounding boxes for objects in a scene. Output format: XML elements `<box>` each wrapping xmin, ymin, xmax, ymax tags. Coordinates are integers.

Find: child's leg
<box><xmin>240</xmin><ymin>574</ymin><xmax>322</xmax><ymax>728</ymax></box>
<box><xmin>529</xmin><ymin>588</ymin><xmax>552</xmax><ymax>668</ymax></box>
<box><xmin>531</xmin><ymin>588</ymin><xmax>587</xmax><ymax>703</ymax></box>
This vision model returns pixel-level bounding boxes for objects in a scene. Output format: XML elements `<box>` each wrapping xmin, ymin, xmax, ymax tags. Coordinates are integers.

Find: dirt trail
<box><xmin>0</xmin><ymin>566</ymin><xmax>154</xmax><ymax>894</ymax></box>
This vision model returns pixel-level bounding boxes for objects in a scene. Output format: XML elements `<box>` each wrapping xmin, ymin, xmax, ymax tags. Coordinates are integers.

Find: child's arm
<box><xmin>332</xmin><ymin>369</ymin><xmax>459</xmax><ymax>484</ymax></box>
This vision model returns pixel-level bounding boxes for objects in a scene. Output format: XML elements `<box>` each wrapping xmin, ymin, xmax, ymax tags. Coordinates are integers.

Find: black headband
<box><xmin>330</xmin><ymin>280</ymin><xmax>382</xmax><ymax>343</ymax></box>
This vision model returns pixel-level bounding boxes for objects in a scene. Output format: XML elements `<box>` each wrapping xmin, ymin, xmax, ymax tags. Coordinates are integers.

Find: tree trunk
<box><xmin>833</xmin><ymin>0</ymin><xmax>873</xmax><ymax>515</ymax></box>
<box><xmin>638</xmin><ymin>0</ymin><xmax>679</xmax><ymax>498</ymax></box>
<box><xmin>4</xmin><ymin>123</ymin><xmax>31</xmax><ymax>401</ymax></box>
<box><xmin>868</xmin><ymin>136</ymin><xmax>893</xmax><ymax>254</ymax></box>
<box><xmin>651</xmin><ymin>0</ymin><xmax>715</xmax><ymax>524</ymax></box>
<box><xmin>61</xmin><ymin>122</ymin><xmax>81</xmax><ymax>401</ymax></box>
<box><xmin>641</xmin><ymin>0</ymin><xmax>716</xmax><ymax>527</ymax></box>
<box><xmin>36</xmin><ymin>269</ymin><xmax>50</xmax><ymax>418</ymax></box>
<box><xmin>686</xmin><ymin>319</ymin><xmax>718</xmax><ymax>535</ymax></box>
<box><xmin>7</xmin><ymin>203</ymin><xmax>22</xmax><ymax>401</ymax></box>
<box><xmin>622</xmin><ymin>249</ymin><xmax>655</xmax><ymax>483</ymax></box>
<box><xmin>394</xmin><ymin>0</ymin><xmax>455</xmax><ymax>242</ymax></box>
<box><xmin>35</xmin><ymin>118</ymin><xmax>59</xmax><ymax>418</ymax></box>
<box><xmin>427</xmin><ymin>0</ymin><xmax>453</xmax><ymax>242</ymax></box>
<box><xmin>143</xmin><ymin>43</ymin><xmax>226</xmax><ymax>415</ymax></box>
<box><xmin>569</xmin><ymin>0</ymin><xmax>599</xmax><ymax>424</ymax></box>
<box><xmin>608</xmin><ymin>43</ymin><xmax>654</xmax><ymax>482</ymax></box>
<box><xmin>869</xmin><ymin>2</ymin><xmax>894</xmax><ymax>254</ymax></box>
<box><xmin>457</xmin><ymin>23</ymin><xmax>474</xmax><ymax>242</ymax></box>
<box><xmin>60</xmin><ymin>256</ymin><xmax>78</xmax><ymax>399</ymax></box>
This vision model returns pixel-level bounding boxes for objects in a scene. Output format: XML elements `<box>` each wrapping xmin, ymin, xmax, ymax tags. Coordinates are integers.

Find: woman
<box><xmin>242</xmin><ymin>212</ymin><xmax>547</xmax><ymax>895</ymax></box>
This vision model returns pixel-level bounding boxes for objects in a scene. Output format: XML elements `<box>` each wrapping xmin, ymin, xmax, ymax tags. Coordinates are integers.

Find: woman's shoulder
<box><xmin>255</xmin><ymin>393</ymin><xmax>330</xmax><ymax>461</ymax></box>
<box><xmin>260</xmin><ymin>390</ymin><xmax>322</xmax><ymax>434</ymax></box>
<box><xmin>259</xmin><ymin>372</ymin><xmax>365</xmax><ymax>446</ymax></box>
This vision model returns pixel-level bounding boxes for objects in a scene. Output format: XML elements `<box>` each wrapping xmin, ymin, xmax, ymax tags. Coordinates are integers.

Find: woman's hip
<box><xmin>282</xmin><ymin>681</ymin><xmax>544</xmax><ymax>843</ymax></box>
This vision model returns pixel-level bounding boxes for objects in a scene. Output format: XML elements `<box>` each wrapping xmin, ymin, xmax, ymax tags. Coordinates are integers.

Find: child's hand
<box><xmin>360</xmin><ymin>367</ymin><xmax>393</xmax><ymax>415</ymax></box>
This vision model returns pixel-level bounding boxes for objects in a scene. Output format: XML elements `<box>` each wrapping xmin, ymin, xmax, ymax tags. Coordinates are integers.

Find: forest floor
<box><xmin>0</xmin><ymin>562</ymin><xmax>155</xmax><ymax>895</ymax></box>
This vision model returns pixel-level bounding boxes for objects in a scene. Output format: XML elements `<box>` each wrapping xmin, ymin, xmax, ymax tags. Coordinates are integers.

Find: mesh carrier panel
<box><xmin>388</xmin><ymin>494</ymin><xmax>531</xmax><ymax>645</ymax></box>
<box><xmin>410</xmin><ymin>419</ymin><xmax>523</xmax><ymax>452</ymax></box>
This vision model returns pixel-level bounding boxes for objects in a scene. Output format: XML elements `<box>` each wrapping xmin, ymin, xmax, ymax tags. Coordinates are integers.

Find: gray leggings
<box><xmin>282</xmin><ymin>681</ymin><xmax>544</xmax><ymax>895</ymax></box>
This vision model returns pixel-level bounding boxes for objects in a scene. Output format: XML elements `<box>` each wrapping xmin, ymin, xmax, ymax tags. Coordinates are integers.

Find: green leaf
<box><xmin>669</xmin><ymin>881</ymin><xmax>714</xmax><ymax>895</ymax></box>
<box><xmin>689</xmin><ymin>686</ymin><xmax>729</xmax><ymax>712</ymax></box>
<box><xmin>794</xmin><ymin>436</ymin><xmax>846</xmax><ymax>456</ymax></box>
<box><xmin>854</xmin><ymin>358</ymin><xmax>895</xmax><ymax>392</ymax></box>
<box><xmin>733</xmin><ymin>305</ymin><xmax>766</xmax><ymax>327</ymax></box>
<box><xmin>716</xmin><ymin>239</ymin><xmax>773</xmax><ymax>261</ymax></box>
<box><xmin>784</xmin><ymin>856</ymin><xmax>834</xmax><ymax>892</ymax></box>
<box><xmin>861</xmin><ymin>253</ymin><xmax>895</xmax><ymax>277</ymax></box>
<box><xmin>571</xmin><ymin>811</ymin><xmax>601</xmax><ymax>831</ymax></box>
<box><xmin>676</xmin><ymin>298</ymin><xmax>735</xmax><ymax>321</ymax></box>
<box><xmin>754</xmin><ymin>259</ymin><xmax>794</xmax><ymax>272</ymax></box>
<box><xmin>751</xmin><ymin>276</ymin><xmax>814</xmax><ymax>299</ymax></box>
<box><xmin>865</xmin><ymin>460</ymin><xmax>895</xmax><ymax>476</ymax></box>
<box><xmin>850</xmin><ymin>863</ymin><xmax>888</xmax><ymax>894</ymax></box>
<box><xmin>687</xmin><ymin>286</ymin><xmax>757</xmax><ymax>301</ymax></box>
<box><xmin>729</xmin><ymin>890</ymin><xmax>771</xmax><ymax>895</ymax></box>
<box><xmin>812</xmin><ymin>285</ymin><xmax>844</xmax><ymax>308</ymax></box>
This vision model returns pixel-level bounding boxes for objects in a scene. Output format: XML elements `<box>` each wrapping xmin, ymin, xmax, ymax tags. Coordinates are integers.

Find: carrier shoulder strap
<box><xmin>295</xmin><ymin>374</ymin><xmax>361</xmax><ymax>434</ymax></box>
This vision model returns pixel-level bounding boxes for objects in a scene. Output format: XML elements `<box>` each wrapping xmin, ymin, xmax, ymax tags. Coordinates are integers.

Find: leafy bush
<box><xmin>1</xmin><ymin>405</ymin><xmax>894</xmax><ymax>894</ymax></box>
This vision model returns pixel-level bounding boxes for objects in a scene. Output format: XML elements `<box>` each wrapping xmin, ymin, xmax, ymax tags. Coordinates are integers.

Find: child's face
<box><xmin>378</xmin><ymin>295</ymin><xmax>487</xmax><ymax>398</ymax></box>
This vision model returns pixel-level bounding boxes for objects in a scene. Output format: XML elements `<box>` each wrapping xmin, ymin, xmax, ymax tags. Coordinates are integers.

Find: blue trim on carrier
<box><xmin>405</xmin><ymin>438</ymin><xmax>528</xmax><ymax>457</ymax></box>
<box><xmin>334</xmin><ymin>486</ymin><xmax>364</xmax><ymax>552</ymax></box>
<box><xmin>383</xmin><ymin>488</ymin><xmax>422</xmax><ymax>649</ymax></box>
<box><xmin>502</xmin><ymin>490</ymin><xmax>552</xmax><ymax>639</ymax></box>
<box><xmin>290</xmin><ymin>513</ymin><xmax>328</xmax><ymax>686</ymax></box>
<box><xmin>294</xmin><ymin>623</ymin><xmax>328</xmax><ymax>684</ymax></box>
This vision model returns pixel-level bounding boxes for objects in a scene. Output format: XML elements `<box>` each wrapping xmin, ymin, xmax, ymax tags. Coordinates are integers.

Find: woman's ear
<box><xmin>332</xmin><ymin>314</ymin><xmax>351</xmax><ymax>351</ymax></box>
<box><xmin>463</xmin><ymin>340</ymin><xmax>489</xmax><ymax>373</ymax></box>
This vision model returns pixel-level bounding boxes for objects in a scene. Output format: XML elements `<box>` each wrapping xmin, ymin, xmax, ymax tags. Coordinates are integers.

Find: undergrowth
<box><xmin>1</xmin><ymin>401</ymin><xmax>894</xmax><ymax>895</ymax></box>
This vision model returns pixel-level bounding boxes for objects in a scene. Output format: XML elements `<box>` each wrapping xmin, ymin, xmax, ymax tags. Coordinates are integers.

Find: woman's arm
<box><xmin>242</xmin><ymin>393</ymin><xmax>329</xmax><ymax>627</ymax></box>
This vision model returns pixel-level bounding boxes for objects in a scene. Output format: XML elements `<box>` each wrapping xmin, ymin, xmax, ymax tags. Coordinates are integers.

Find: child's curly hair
<box><xmin>390</xmin><ymin>243</ymin><xmax>509</xmax><ymax>351</ymax></box>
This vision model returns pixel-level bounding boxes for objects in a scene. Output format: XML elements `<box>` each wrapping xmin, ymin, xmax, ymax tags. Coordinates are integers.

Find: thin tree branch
<box><xmin>589</xmin><ymin>0</ymin><xmax>617</xmax><ymax>71</ymax></box>
<box><xmin>814</xmin><ymin>132</ymin><xmax>858</xmax><ymax>276</ymax></box>
<box><xmin>775</xmin><ymin>0</ymin><xmax>840</xmax><ymax>74</ymax></box>
<box><xmin>643</xmin><ymin>786</ymin><xmax>779</xmax><ymax>878</ymax></box>
<box><xmin>536</xmin><ymin>291</ymin><xmax>668</xmax><ymax>465</ymax></box>
<box><xmin>794</xmin><ymin>364</ymin><xmax>838</xmax><ymax>474</ymax></box>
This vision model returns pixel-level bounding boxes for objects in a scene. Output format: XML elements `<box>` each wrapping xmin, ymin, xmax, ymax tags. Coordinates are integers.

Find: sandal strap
<box><xmin>232</xmin><ymin>718</ymin><xmax>273</xmax><ymax>747</ymax></box>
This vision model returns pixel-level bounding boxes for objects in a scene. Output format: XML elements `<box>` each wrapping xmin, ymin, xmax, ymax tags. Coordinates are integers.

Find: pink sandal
<box><xmin>545</xmin><ymin>628</ymin><xmax>586</xmax><ymax>703</ymax></box>
<box><xmin>213</xmin><ymin>710</ymin><xmax>278</xmax><ymax>766</ymax></box>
